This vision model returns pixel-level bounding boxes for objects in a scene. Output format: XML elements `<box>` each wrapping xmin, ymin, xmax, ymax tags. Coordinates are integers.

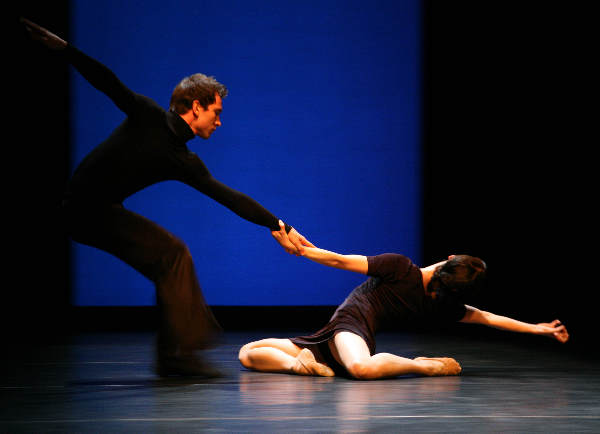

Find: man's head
<box><xmin>170</xmin><ymin>73</ymin><xmax>228</xmax><ymax>113</ymax></box>
<box><xmin>170</xmin><ymin>74</ymin><xmax>228</xmax><ymax>139</ymax></box>
<box><xmin>429</xmin><ymin>255</ymin><xmax>487</xmax><ymax>302</ymax></box>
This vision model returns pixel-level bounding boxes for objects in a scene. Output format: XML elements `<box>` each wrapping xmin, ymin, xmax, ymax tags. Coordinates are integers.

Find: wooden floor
<box><xmin>1</xmin><ymin>329</ymin><xmax>598</xmax><ymax>432</ymax></box>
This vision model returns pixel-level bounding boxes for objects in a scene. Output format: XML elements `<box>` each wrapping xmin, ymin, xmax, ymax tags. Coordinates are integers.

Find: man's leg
<box><xmin>329</xmin><ymin>331</ymin><xmax>461</xmax><ymax>380</ymax></box>
<box><xmin>239</xmin><ymin>338</ymin><xmax>334</xmax><ymax>376</ymax></box>
<box><xmin>64</xmin><ymin>203</ymin><xmax>221</xmax><ymax>376</ymax></box>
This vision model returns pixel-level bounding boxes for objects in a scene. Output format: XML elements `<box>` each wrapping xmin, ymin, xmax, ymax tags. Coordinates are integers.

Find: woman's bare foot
<box><xmin>414</xmin><ymin>357</ymin><xmax>462</xmax><ymax>376</ymax></box>
<box><xmin>293</xmin><ymin>348</ymin><xmax>335</xmax><ymax>377</ymax></box>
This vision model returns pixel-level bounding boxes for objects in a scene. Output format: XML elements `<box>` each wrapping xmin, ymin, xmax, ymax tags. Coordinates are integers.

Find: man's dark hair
<box><xmin>169</xmin><ymin>73</ymin><xmax>228</xmax><ymax>114</ymax></box>
<box><xmin>429</xmin><ymin>255</ymin><xmax>487</xmax><ymax>302</ymax></box>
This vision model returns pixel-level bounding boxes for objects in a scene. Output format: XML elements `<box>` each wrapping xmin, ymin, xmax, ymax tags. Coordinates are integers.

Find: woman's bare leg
<box><xmin>329</xmin><ymin>331</ymin><xmax>461</xmax><ymax>380</ymax></box>
<box><xmin>239</xmin><ymin>338</ymin><xmax>334</xmax><ymax>376</ymax></box>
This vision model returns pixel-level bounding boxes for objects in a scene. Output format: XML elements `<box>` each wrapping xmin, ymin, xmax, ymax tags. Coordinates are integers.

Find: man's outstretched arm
<box><xmin>459</xmin><ymin>305</ymin><xmax>569</xmax><ymax>343</ymax></box>
<box><xmin>194</xmin><ymin>172</ymin><xmax>314</xmax><ymax>255</ymax></box>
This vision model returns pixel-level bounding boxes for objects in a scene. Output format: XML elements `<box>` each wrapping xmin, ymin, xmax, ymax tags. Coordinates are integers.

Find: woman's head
<box><xmin>429</xmin><ymin>255</ymin><xmax>487</xmax><ymax>302</ymax></box>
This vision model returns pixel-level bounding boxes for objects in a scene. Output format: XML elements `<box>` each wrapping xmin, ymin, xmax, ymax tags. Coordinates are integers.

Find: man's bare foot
<box><xmin>293</xmin><ymin>348</ymin><xmax>335</xmax><ymax>377</ymax></box>
<box><xmin>414</xmin><ymin>357</ymin><xmax>462</xmax><ymax>376</ymax></box>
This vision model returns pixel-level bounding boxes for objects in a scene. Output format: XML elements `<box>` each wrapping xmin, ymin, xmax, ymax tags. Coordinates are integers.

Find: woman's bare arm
<box><xmin>272</xmin><ymin>219</ymin><xmax>365</xmax><ymax>272</ymax></box>
<box><xmin>460</xmin><ymin>305</ymin><xmax>569</xmax><ymax>343</ymax></box>
<box><xmin>299</xmin><ymin>246</ymin><xmax>368</xmax><ymax>275</ymax></box>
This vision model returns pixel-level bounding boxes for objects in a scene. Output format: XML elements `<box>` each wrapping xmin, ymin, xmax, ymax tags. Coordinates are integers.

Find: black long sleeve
<box><xmin>63</xmin><ymin>45</ymin><xmax>290</xmax><ymax>232</ymax></box>
<box><xmin>65</xmin><ymin>44</ymin><xmax>138</xmax><ymax>116</ymax></box>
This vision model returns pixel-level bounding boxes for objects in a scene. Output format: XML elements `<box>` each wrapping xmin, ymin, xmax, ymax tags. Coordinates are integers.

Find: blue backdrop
<box><xmin>70</xmin><ymin>0</ymin><xmax>422</xmax><ymax>306</ymax></box>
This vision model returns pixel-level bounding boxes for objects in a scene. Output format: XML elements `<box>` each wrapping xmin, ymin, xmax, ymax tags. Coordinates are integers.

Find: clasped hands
<box><xmin>271</xmin><ymin>220</ymin><xmax>315</xmax><ymax>256</ymax></box>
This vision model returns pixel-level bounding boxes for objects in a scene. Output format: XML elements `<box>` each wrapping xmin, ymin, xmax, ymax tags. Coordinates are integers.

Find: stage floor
<box><xmin>1</xmin><ymin>329</ymin><xmax>598</xmax><ymax>432</ymax></box>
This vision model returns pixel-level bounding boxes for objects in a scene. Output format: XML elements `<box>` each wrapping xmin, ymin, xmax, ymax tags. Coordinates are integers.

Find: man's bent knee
<box><xmin>156</xmin><ymin>236</ymin><xmax>193</xmax><ymax>280</ymax></box>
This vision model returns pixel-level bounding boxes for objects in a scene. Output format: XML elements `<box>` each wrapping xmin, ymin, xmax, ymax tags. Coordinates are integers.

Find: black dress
<box><xmin>290</xmin><ymin>254</ymin><xmax>466</xmax><ymax>376</ymax></box>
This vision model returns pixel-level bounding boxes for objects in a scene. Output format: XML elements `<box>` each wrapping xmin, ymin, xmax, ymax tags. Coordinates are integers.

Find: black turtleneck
<box><xmin>63</xmin><ymin>44</ymin><xmax>288</xmax><ymax>232</ymax></box>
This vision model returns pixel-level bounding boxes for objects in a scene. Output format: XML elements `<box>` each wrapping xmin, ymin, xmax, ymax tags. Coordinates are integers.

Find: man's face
<box><xmin>192</xmin><ymin>93</ymin><xmax>223</xmax><ymax>139</ymax></box>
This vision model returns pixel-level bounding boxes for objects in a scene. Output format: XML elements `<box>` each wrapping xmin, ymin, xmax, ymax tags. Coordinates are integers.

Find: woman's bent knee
<box><xmin>346</xmin><ymin>361</ymin><xmax>375</xmax><ymax>380</ymax></box>
<box><xmin>238</xmin><ymin>341</ymin><xmax>267</xmax><ymax>368</ymax></box>
<box><xmin>238</xmin><ymin>343</ymin><xmax>254</xmax><ymax>368</ymax></box>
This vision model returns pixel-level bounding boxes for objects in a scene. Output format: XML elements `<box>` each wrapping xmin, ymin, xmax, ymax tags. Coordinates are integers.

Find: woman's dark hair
<box><xmin>429</xmin><ymin>255</ymin><xmax>487</xmax><ymax>302</ymax></box>
<box><xmin>169</xmin><ymin>73</ymin><xmax>228</xmax><ymax>114</ymax></box>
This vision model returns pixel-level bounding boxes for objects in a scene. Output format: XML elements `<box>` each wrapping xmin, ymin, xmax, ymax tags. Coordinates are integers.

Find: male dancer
<box><xmin>21</xmin><ymin>18</ymin><xmax>313</xmax><ymax>377</ymax></box>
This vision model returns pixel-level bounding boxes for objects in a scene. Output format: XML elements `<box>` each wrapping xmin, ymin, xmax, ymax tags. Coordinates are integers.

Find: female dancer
<box><xmin>239</xmin><ymin>221</ymin><xmax>569</xmax><ymax>380</ymax></box>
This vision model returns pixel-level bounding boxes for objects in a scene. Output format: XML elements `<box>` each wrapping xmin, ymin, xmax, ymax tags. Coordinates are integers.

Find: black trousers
<box><xmin>63</xmin><ymin>201</ymin><xmax>222</xmax><ymax>354</ymax></box>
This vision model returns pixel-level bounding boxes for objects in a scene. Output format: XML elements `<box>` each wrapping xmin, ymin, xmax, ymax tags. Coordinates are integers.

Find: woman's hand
<box><xmin>271</xmin><ymin>220</ymin><xmax>315</xmax><ymax>255</ymax></box>
<box><xmin>288</xmin><ymin>227</ymin><xmax>315</xmax><ymax>254</ymax></box>
<box><xmin>535</xmin><ymin>319</ymin><xmax>569</xmax><ymax>343</ymax></box>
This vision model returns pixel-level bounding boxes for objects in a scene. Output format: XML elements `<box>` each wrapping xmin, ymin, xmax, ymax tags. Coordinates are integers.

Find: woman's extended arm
<box><xmin>460</xmin><ymin>305</ymin><xmax>569</xmax><ymax>343</ymax></box>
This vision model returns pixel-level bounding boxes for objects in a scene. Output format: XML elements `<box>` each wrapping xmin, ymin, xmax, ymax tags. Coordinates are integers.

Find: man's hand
<box><xmin>271</xmin><ymin>220</ymin><xmax>315</xmax><ymax>255</ymax></box>
<box><xmin>536</xmin><ymin>319</ymin><xmax>569</xmax><ymax>344</ymax></box>
<box><xmin>21</xmin><ymin>17</ymin><xmax>67</xmax><ymax>50</ymax></box>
